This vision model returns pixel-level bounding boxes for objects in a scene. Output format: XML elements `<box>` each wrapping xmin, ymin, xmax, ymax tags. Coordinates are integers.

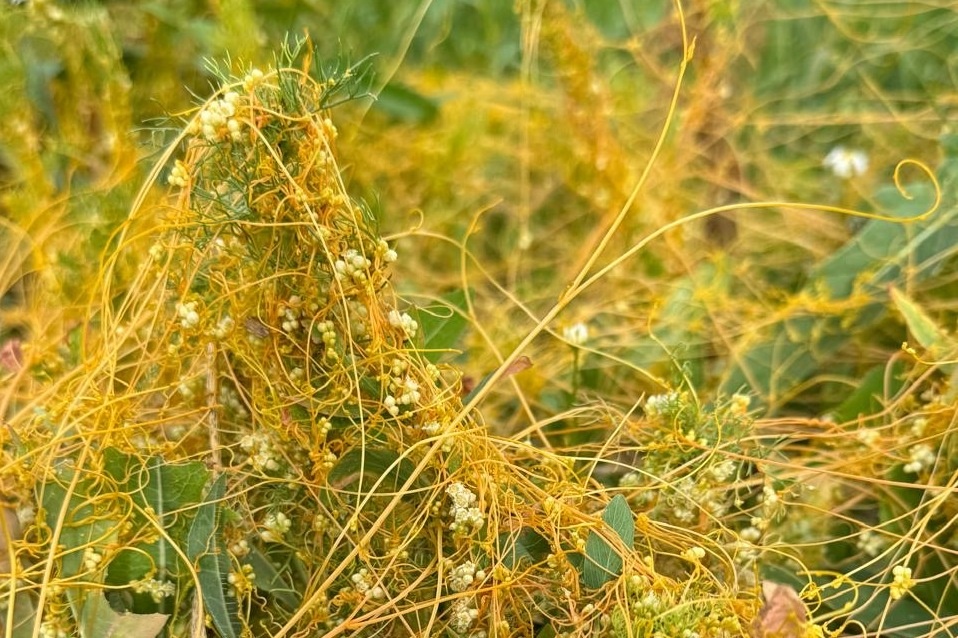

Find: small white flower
<box><xmin>260</xmin><ymin>511</ymin><xmax>292</xmax><ymax>542</ymax></box>
<box><xmin>823</xmin><ymin>146</ymin><xmax>869</xmax><ymax>178</ymax></box>
<box><xmin>82</xmin><ymin>547</ymin><xmax>104</xmax><ymax>571</ymax></box>
<box><xmin>890</xmin><ymin>564</ymin><xmax>915</xmax><ymax>600</ymax></box>
<box><xmin>903</xmin><ymin>443</ymin><xmax>936</xmax><ymax>474</ymax></box>
<box><xmin>446</xmin><ymin>482</ymin><xmax>486</xmax><ymax>534</ymax></box>
<box><xmin>644</xmin><ymin>392</ymin><xmax>680</xmax><ymax>418</ymax></box>
<box><xmin>447</xmin><ymin>561</ymin><xmax>478</xmax><ymax>592</ymax></box>
<box><xmin>562</xmin><ymin>322</ymin><xmax>589</xmax><ymax>346</ymax></box>
<box><xmin>448</xmin><ymin>597</ymin><xmax>479</xmax><ymax>633</ymax></box>
<box><xmin>388</xmin><ymin>309</ymin><xmax>419</xmax><ymax>340</ymax></box>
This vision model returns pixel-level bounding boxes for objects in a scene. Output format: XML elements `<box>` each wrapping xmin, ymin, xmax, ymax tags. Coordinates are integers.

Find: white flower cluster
<box><xmin>664</xmin><ymin>476</ymin><xmax>731</xmax><ymax>522</ymax></box>
<box><xmin>219</xmin><ymin>384</ymin><xmax>248</xmax><ymax>418</ymax></box>
<box><xmin>422</xmin><ymin>421</ymin><xmax>442</xmax><ymax>435</ymax></box>
<box><xmin>279</xmin><ymin>295</ymin><xmax>305</xmax><ymax>333</ymax></box>
<box><xmin>447</xmin><ymin>561</ymin><xmax>485</xmax><ymax>593</ymax></box>
<box><xmin>346</xmin><ymin>299</ymin><xmax>370</xmax><ymax>338</ymax></box>
<box><xmin>39</xmin><ymin>617</ymin><xmax>69</xmax><ymax>638</ymax></box>
<box><xmin>388</xmin><ymin>309</ymin><xmax>419</xmax><ymax>340</ymax></box>
<box><xmin>212</xmin><ymin>314</ymin><xmax>235</xmax><ymax>340</ymax></box>
<box><xmin>643</xmin><ymin>392</ymin><xmax>681</xmax><ymax>419</ymax></box>
<box><xmin>167</xmin><ymin>159</ymin><xmax>189</xmax><ymax>187</ymax></box>
<box><xmin>350</xmin><ymin>568</ymin><xmax>386</xmax><ymax>600</ymax></box>
<box><xmin>857</xmin><ymin>529</ymin><xmax>887</xmax><ymax>557</ymax></box>
<box><xmin>628</xmin><ymin>589</ymin><xmax>667</xmax><ymax>618</ymax></box>
<box><xmin>903</xmin><ymin>443</ymin><xmax>936</xmax><ymax>474</ymax></box>
<box><xmin>189</xmin><ymin>90</ymin><xmax>244</xmax><ymax>143</ymax></box>
<box><xmin>260</xmin><ymin>511</ymin><xmax>291</xmax><ymax>543</ymax></box>
<box><xmin>229</xmin><ymin>539</ymin><xmax>250</xmax><ymax>558</ymax></box>
<box><xmin>243</xmin><ymin>68</ymin><xmax>265</xmax><ymax>93</ymax></box>
<box><xmin>448</xmin><ymin>596</ymin><xmax>479</xmax><ymax>633</ymax></box>
<box><xmin>376</xmin><ymin>239</ymin><xmax>398</xmax><ymax>263</ymax></box>
<box><xmin>446</xmin><ymin>482</ymin><xmax>486</xmax><ymax>534</ymax></box>
<box><xmin>239</xmin><ymin>432</ymin><xmax>282</xmax><ymax>473</ymax></box>
<box><xmin>227</xmin><ymin>564</ymin><xmax>255</xmax><ymax>595</ymax></box>
<box><xmin>823</xmin><ymin>146</ymin><xmax>868</xmax><ymax>178</ymax></box>
<box><xmin>176</xmin><ymin>301</ymin><xmax>201</xmax><ymax>329</ymax></box>
<box><xmin>729</xmin><ymin>393</ymin><xmax>750</xmax><ymax>416</ymax></box>
<box><xmin>681</xmin><ymin>546</ymin><xmax>706</xmax><ymax>562</ymax></box>
<box><xmin>334</xmin><ymin>248</ymin><xmax>372</xmax><ymax>283</ymax></box>
<box><xmin>890</xmin><ymin>564</ymin><xmax>915</xmax><ymax>600</ymax></box>
<box><xmin>130</xmin><ymin>577</ymin><xmax>176</xmax><ymax>603</ymax></box>
<box><xmin>312</xmin><ymin>320</ymin><xmax>336</xmax><ymax>347</ymax></box>
<box><xmin>562</xmin><ymin>322</ymin><xmax>589</xmax><ymax>346</ymax></box>
<box><xmin>383</xmin><ymin>360</ymin><xmax>422</xmax><ymax>417</ymax></box>
<box><xmin>83</xmin><ymin>547</ymin><xmax>103</xmax><ymax>572</ymax></box>
<box><xmin>708</xmin><ymin>459</ymin><xmax>738</xmax><ymax>483</ymax></box>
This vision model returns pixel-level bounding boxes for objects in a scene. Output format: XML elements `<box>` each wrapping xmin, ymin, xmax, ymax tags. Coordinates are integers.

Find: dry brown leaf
<box><xmin>751</xmin><ymin>580</ymin><xmax>809</xmax><ymax>638</ymax></box>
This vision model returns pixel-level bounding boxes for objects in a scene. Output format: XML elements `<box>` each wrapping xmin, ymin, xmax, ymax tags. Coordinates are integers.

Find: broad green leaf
<box><xmin>416</xmin><ymin>289</ymin><xmax>469</xmax><ymax>363</ymax></box>
<box><xmin>722</xmin><ymin>178</ymin><xmax>958</xmax><ymax>411</ymax></box>
<box><xmin>535</xmin><ymin>625</ymin><xmax>558</xmax><ymax>638</ymax></box>
<box><xmin>246</xmin><ymin>546</ymin><xmax>300</xmax><ymax>610</ymax></box>
<box><xmin>103</xmin><ymin>450</ymin><xmax>209</xmax><ymax>589</ymax></box>
<box><xmin>328</xmin><ymin>448</ymin><xmax>424</xmax><ymax>493</ymax></box>
<box><xmin>829</xmin><ymin>360</ymin><xmax>906</xmax><ymax>423</ymax></box>
<box><xmin>186</xmin><ymin>475</ymin><xmax>238</xmax><ymax>638</ymax></box>
<box><xmin>78</xmin><ymin>591</ymin><xmax>167</xmax><ymax>638</ymax></box>
<box><xmin>40</xmin><ymin>467</ymin><xmax>121</xmax><ymax>622</ymax></box>
<box><xmin>581</xmin><ymin>495</ymin><xmax>635</xmax><ymax>589</ymax></box>
<box><xmin>498</xmin><ymin>528</ymin><xmax>550</xmax><ymax>571</ymax></box>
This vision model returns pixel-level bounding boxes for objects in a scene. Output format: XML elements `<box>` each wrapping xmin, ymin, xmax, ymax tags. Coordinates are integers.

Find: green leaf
<box><xmin>581</xmin><ymin>495</ymin><xmax>635</xmax><ymax>588</ymax></box>
<box><xmin>891</xmin><ymin>287</ymin><xmax>954</xmax><ymax>362</ymax></box>
<box><xmin>186</xmin><ymin>475</ymin><xmax>238</xmax><ymax>638</ymax></box>
<box><xmin>416</xmin><ymin>289</ymin><xmax>469</xmax><ymax>363</ymax></box>
<box><xmin>102</xmin><ymin>450</ymin><xmax>209</xmax><ymax>589</ymax></box>
<box><xmin>77</xmin><ymin>591</ymin><xmax>167</xmax><ymax>638</ymax></box>
<box><xmin>40</xmin><ymin>467</ymin><xmax>121</xmax><ymax>622</ymax></box>
<box><xmin>373</xmin><ymin>82</ymin><xmax>439</xmax><ymax>124</ymax></box>
<box><xmin>829</xmin><ymin>360</ymin><xmax>906</xmax><ymax>423</ymax></box>
<box><xmin>246</xmin><ymin>546</ymin><xmax>301</xmax><ymax>610</ymax></box>
<box><xmin>498</xmin><ymin>528</ymin><xmax>550</xmax><ymax>571</ymax></box>
<box><xmin>327</xmin><ymin>448</ymin><xmax>424</xmax><ymax>493</ymax></box>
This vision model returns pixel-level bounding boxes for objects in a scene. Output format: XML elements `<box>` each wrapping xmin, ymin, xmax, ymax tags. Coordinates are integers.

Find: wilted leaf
<box><xmin>751</xmin><ymin>581</ymin><xmax>808</xmax><ymax>638</ymax></box>
<box><xmin>78</xmin><ymin>591</ymin><xmax>167</xmax><ymax>638</ymax></box>
<box><xmin>463</xmin><ymin>356</ymin><xmax>533</xmax><ymax>402</ymax></box>
<box><xmin>0</xmin><ymin>339</ymin><xmax>23</xmax><ymax>372</ymax></box>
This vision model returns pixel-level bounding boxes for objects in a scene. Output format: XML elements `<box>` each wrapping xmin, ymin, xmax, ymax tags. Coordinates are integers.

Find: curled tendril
<box><xmin>893</xmin><ymin>158</ymin><xmax>941</xmax><ymax>218</ymax></box>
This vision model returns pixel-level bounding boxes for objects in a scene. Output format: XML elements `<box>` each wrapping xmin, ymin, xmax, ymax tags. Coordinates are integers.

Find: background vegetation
<box><xmin>0</xmin><ymin>1</ymin><xmax>956</xmax><ymax>637</ymax></box>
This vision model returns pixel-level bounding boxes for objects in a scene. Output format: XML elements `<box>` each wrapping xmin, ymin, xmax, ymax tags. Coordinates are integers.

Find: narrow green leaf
<box><xmin>581</xmin><ymin>495</ymin><xmax>635</xmax><ymax>588</ymax></box>
<box><xmin>78</xmin><ymin>591</ymin><xmax>167</xmax><ymax>638</ymax></box>
<box><xmin>186</xmin><ymin>475</ymin><xmax>238</xmax><ymax>638</ymax></box>
<box><xmin>890</xmin><ymin>287</ymin><xmax>953</xmax><ymax>356</ymax></box>
<box><xmin>374</xmin><ymin>82</ymin><xmax>439</xmax><ymax>124</ymax></box>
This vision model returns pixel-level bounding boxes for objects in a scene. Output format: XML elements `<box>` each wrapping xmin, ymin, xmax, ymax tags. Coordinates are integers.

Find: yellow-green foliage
<box><xmin>0</xmin><ymin>46</ymin><xmax>771</xmax><ymax>638</ymax></box>
<box><xmin>1</xmin><ymin>2</ymin><xmax>957</xmax><ymax>638</ymax></box>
